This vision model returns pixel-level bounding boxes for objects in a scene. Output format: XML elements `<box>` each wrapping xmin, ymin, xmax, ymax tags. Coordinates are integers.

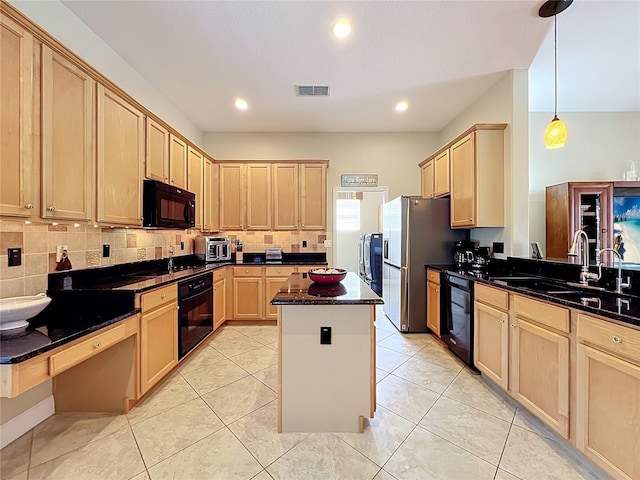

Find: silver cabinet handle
<box><xmin>94</xmin><ymin>341</ymin><xmax>101</xmax><ymax>348</ymax></box>
<box><xmin>468</xmin><ymin>217</ymin><xmax>472</xmax><ymax>222</ymax></box>
<box><xmin>25</xmin><ymin>203</ymin><xmax>33</xmax><ymax>209</ymax></box>
<box><xmin>47</xmin><ymin>205</ymin><xmax>55</xmax><ymax>212</ymax></box>
<box><xmin>612</xmin><ymin>335</ymin><xmax>622</xmax><ymax>344</ymax></box>
<box><xmin>500</xmin><ymin>316</ymin><xmax>506</xmax><ymax>323</ymax></box>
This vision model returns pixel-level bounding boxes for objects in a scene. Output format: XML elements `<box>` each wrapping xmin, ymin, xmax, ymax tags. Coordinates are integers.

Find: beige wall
<box><xmin>528</xmin><ymin>112</ymin><xmax>640</xmax><ymax>255</ymax></box>
<box><xmin>437</xmin><ymin>70</ymin><xmax>530</xmax><ymax>257</ymax></box>
<box><xmin>203</xmin><ymin>132</ymin><xmax>440</xmax><ymax>259</ymax></box>
<box><xmin>0</xmin><ymin>380</ymin><xmax>51</xmax><ymax>425</ymax></box>
<box><xmin>7</xmin><ymin>0</ymin><xmax>203</xmax><ymax>146</ymax></box>
<box><xmin>0</xmin><ymin>220</ymin><xmax>197</xmax><ymax>299</ymax></box>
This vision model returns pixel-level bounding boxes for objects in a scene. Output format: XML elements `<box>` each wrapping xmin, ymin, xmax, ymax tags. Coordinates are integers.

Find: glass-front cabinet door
<box><xmin>570</xmin><ymin>183</ymin><xmax>613</xmax><ymax>264</ymax></box>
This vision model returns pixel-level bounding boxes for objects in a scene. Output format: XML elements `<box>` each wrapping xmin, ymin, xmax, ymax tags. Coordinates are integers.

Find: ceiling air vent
<box><xmin>295</xmin><ymin>85</ymin><xmax>330</xmax><ymax>96</ymax></box>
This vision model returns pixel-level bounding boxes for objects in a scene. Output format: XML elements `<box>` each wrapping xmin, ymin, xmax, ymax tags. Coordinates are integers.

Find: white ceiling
<box><xmin>60</xmin><ymin>0</ymin><xmax>640</xmax><ymax>133</ymax></box>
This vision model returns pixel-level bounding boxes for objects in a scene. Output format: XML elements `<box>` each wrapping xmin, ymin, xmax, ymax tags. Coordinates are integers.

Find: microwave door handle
<box><xmin>184</xmin><ymin>200</ymin><xmax>193</xmax><ymax>226</ymax></box>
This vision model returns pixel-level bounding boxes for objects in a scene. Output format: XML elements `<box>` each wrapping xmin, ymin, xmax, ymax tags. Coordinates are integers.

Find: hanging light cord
<box><xmin>553</xmin><ymin>12</ymin><xmax>558</xmax><ymax>117</ymax></box>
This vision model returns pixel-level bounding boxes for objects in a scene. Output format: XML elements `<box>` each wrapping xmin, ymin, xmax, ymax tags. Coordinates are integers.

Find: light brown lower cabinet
<box><xmin>213</xmin><ymin>269</ymin><xmax>226</xmax><ymax>329</ymax></box>
<box><xmin>426</xmin><ymin>269</ymin><xmax>441</xmax><ymax>336</ymax></box>
<box><xmin>139</xmin><ymin>285</ymin><xmax>178</xmax><ymax>396</ymax></box>
<box><xmin>576</xmin><ymin>313</ymin><xmax>640</xmax><ymax>480</ymax></box>
<box><xmin>474</xmin><ymin>287</ymin><xmax>570</xmax><ymax>439</ymax></box>
<box><xmin>232</xmin><ymin>271</ymin><xmax>264</xmax><ymax>320</ymax></box>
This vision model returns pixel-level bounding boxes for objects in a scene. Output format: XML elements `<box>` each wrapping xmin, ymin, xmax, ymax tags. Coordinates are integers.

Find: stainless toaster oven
<box><xmin>195</xmin><ymin>236</ymin><xmax>231</xmax><ymax>262</ymax></box>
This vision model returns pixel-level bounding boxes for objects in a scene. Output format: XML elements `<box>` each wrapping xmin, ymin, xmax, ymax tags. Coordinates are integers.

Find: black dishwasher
<box><xmin>441</xmin><ymin>272</ymin><xmax>477</xmax><ymax>370</ymax></box>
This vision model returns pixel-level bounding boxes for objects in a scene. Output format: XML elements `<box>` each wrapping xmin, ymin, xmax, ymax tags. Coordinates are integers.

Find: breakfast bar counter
<box><xmin>271</xmin><ymin>272</ymin><xmax>383</xmax><ymax>433</ymax></box>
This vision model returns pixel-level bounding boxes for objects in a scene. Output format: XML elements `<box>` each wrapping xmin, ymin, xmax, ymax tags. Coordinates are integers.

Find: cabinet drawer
<box><xmin>213</xmin><ymin>268</ymin><xmax>226</xmax><ymax>282</ymax></box>
<box><xmin>141</xmin><ymin>284</ymin><xmax>177</xmax><ymax>311</ymax></box>
<box><xmin>578</xmin><ymin>313</ymin><xmax>640</xmax><ymax>363</ymax></box>
<box><xmin>49</xmin><ymin>323</ymin><xmax>127</xmax><ymax>376</ymax></box>
<box><xmin>513</xmin><ymin>294</ymin><xmax>569</xmax><ymax>333</ymax></box>
<box><xmin>427</xmin><ymin>269</ymin><xmax>441</xmax><ymax>285</ymax></box>
<box><xmin>476</xmin><ymin>284</ymin><xmax>508</xmax><ymax>311</ymax></box>
<box><xmin>266</xmin><ymin>266</ymin><xmax>295</xmax><ymax>277</ymax></box>
<box><xmin>233</xmin><ymin>266</ymin><xmax>262</xmax><ymax>277</ymax></box>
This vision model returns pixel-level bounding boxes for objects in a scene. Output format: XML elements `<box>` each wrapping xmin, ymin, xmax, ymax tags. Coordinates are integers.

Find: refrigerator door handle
<box><xmin>383</xmin><ymin>239</ymin><xmax>388</xmax><ymax>259</ymax></box>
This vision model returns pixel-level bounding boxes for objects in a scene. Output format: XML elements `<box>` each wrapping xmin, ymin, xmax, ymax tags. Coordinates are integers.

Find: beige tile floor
<box><xmin>1</xmin><ymin>306</ymin><xmax>609</xmax><ymax>480</ymax></box>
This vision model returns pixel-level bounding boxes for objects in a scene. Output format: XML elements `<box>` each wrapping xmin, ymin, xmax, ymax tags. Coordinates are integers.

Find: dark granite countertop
<box><xmin>0</xmin><ymin>306</ymin><xmax>139</xmax><ymax>364</ymax></box>
<box><xmin>426</xmin><ymin>260</ymin><xmax>640</xmax><ymax>330</ymax></box>
<box><xmin>271</xmin><ymin>272</ymin><xmax>383</xmax><ymax>305</ymax></box>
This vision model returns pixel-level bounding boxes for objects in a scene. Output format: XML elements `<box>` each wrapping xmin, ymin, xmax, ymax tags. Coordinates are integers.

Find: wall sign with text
<box><xmin>341</xmin><ymin>174</ymin><xmax>378</xmax><ymax>187</ymax></box>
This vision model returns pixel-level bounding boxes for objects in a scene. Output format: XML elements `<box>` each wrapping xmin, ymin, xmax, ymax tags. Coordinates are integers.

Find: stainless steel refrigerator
<box><xmin>382</xmin><ymin>196</ymin><xmax>465</xmax><ymax>332</ymax></box>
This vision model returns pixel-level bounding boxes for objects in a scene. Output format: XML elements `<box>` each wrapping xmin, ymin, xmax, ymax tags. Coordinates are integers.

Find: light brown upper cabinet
<box><xmin>450</xmin><ymin>125</ymin><xmax>506</xmax><ymax>228</ymax></box>
<box><xmin>420</xmin><ymin>161</ymin><xmax>434</xmax><ymax>199</ymax></box>
<box><xmin>300</xmin><ymin>163</ymin><xmax>327</xmax><ymax>230</ymax></box>
<box><xmin>144</xmin><ymin>118</ymin><xmax>169</xmax><ymax>184</ymax></box>
<box><xmin>0</xmin><ymin>14</ymin><xmax>37</xmax><ymax>218</ymax></box>
<box><xmin>187</xmin><ymin>146</ymin><xmax>204</xmax><ymax>230</ymax></box>
<box><xmin>273</xmin><ymin>163</ymin><xmax>300</xmax><ymax>230</ymax></box>
<box><xmin>41</xmin><ymin>46</ymin><xmax>94</xmax><ymax>222</ymax></box>
<box><xmin>203</xmin><ymin>158</ymin><xmax>219</xmax><ymax>232</ymax></box>
<box><xmin>168</xmin><ymin>134</ymin><xmax>188</xmax><ymax>190</ymax></box>
<box><xmin>96</xmin><ymin>85</ymin><xmax>144</xmax><ymax>226</ymax></box>
<box><xmin>433</xmin><ymin>150</ymin><xmax>450</xmax><ymax>197</ymax></box>
<box><xmin>220</xmin><ymin>163</ymin><xmax>245</xmax><ymax>230</ymax></box>
<box><xmin>246</xmin><ymin>164</ymin><xmax>272</xmax><ymax>230</ymax></box>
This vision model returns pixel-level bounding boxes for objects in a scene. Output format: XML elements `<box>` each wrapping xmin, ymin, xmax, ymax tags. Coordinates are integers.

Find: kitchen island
<box><xmin>271</xmin><ymin>272</ymin><xmax>383</xmax><ymax>433</ymax></box>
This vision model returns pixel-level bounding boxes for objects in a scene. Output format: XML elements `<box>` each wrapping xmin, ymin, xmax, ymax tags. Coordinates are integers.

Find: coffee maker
<box><xmin>469</xmin><ymin>246</ymin><xmax>491</xmax><ymax>271</ymax></box>
<box><xmin>453</xmin><ymin>240</ymin><xmax>478</xmax><ymax>269</ymax></box>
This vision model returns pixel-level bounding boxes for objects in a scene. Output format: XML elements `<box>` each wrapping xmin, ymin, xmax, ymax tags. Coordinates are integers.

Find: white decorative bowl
<box><xmin>0</xmin><ymin>293</ymin><xmax>51</xmax><ymax>331</ymax></box>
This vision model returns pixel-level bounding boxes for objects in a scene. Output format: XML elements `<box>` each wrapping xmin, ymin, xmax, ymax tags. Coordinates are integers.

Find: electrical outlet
<box><xmin>323</xmin><ymin>239</ymin><xmax>332</xmax><ymax>248</ymax></box>
<box><xmin>180</xmin><ymin>241</ymin><xmax>185</xmax><ymax>250</ymax></box>
<box><xmin>302</xmin><ymin>240</ymin><xmax>307</xmax><ymax>248</ymax></box>
<box><xmin>102</xmin><ymin>244</ymin><xmax>111</xmax><ymax>258</ymax></box>
<box><xmin>8</xmin><ymin>248</ymin><xmax>21</xmax><ymax>266</ymax></box>
<box><xmin>493</xmin><ymin>242</ymin><xmax>504</xmax><ymax>254</ymax></box>
<box><xmin>56</xmin><ymin>245</ymin><xmax>68</xmax><ymax>262</ymax></box>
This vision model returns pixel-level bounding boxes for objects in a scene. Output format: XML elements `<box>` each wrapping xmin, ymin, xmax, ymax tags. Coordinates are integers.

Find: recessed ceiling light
<box><xmin>235</xmin><ymin>98</ymin><xmax>248</xmax><ymax>110</ymax></box>
<box><xmin>333</xmin><ymin>21</ymin><xmax>351</xmax><ymax>39</ymax></box>
<box><xmin>395</xmin><ymin>101</ymin><xmax>408</xmax><ymax>112</ymax></box>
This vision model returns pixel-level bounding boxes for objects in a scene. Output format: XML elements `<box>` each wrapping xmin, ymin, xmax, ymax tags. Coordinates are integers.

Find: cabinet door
<box><xmin>265</xmin><ymin>277</ymin><xmax>288</xmax><ymax>320</ymax></box>
<box><xmin>232</xmin><ymin>277</ymin><xmax>263</xmax><ymax>319</ymax></box>
<box><xmin>474</xmin><ymin>301</ymin><xmax>508</xmax><ymax>389</ymax></box>
<box><xmin>96</xmin><ymin>85</ymin><xmax>144</xmax><ymax>226</ymax></box>
<box><xmin>140</xmin><ymin>302</ymin><xmax>178</xmax><ymax>395</ymax></box>
<box><xmin>510</xmin><ymin>317</ymin><xmax>570</xmax><ymax>438</ymax></box>
<box><xmin>203</xmin><ymin>159</ymin><xmax>219</xmax><ymax>232</ymax></box>
<box><xmin>273</xmin><ymin>163</ymin><xmax>299</xmax><ymax>230</ymax></box>
<box><xmin>426</xmin><ymin>281</ymin><xmax>440</xmax><ymax>336</ymax></box>
<box><xmin>576</xmin><ymin>344</ymin><xmax>640</xmax><ymax>480</ymax></box>
<box><xmin>246</xmin><ymin>164</ymin><xmax>272</xmax><ymax>230</ymax></box>
<box><xmin>433</xmin><ymin>150</ymin><xmax>450</xmax><ymax>198</ymax></box>
<box><xmin>145</xmin><ymin>117</ymin><xmax>169</xmax><ymax>183</ymax></box>
<box><xmin>300</xmin><ymin>164</ymin><xmax>326</xmax><ymax>230</ymax></box>
<box><xmin>187</xmin><ymin>146</ymin><xmax>204</xmax><ymax>230</ymax></box>
<box><xmin>220</xmin><ymin>164</ymin><xmax>245</xmax><ymax>230</ymax></box>
<box><xmin>0</xmin><ymin>15</ymin><xmax>35</xmax><ymax>218</ymax></box>
<box><xmin>450</xmin><ymin>133</ymin><xmax>475</xmax><ymax>228</ymax></box>
<box><xmin>42</xmin><ymin>45</ymin><xmax>94</xmax><ymax>221</ymax></box>
<box><xmin>168</xmin><ymin>134</ymin><xmax>187</xmax><ymax>189</ymax></box>
<box><xmin>213</xmin><ymin>279</ymin><xmax>226</xmax><ymax>329</ymax></box>
<box><xmin>420</xmin><ymin>161</ymin><xmax>434</xmax><ymax>199</ymax></box>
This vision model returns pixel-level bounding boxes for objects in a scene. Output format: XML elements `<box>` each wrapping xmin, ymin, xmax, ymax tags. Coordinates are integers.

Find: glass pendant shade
<box><xmin>544</xmin><ymin>115</ymin><xmax>567</xmax><ymax>149</ymax></box>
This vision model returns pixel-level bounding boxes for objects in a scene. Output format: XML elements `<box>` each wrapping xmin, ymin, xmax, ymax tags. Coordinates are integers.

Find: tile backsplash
<box><xmin>222</xmin><ymin>230</ymin><xmax>327</xmax><ymax>253</ymax></box>
<box><xmin>0</xmin><ymin>219</ymin><xmax>197</xmax><ymax>298</ymax></box>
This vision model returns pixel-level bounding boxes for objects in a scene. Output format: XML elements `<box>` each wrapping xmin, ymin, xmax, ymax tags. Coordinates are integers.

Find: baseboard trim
<box><xmin>1</xmin><ymin>395</ymin><xmax>55</xmax><ymax>448</ymax></box>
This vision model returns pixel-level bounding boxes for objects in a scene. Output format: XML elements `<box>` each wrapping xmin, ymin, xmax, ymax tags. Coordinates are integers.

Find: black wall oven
<box><xmin>178</xmin><ymin>273</ymin><xmax>213</xmax><ymax>359</ymax></box>
<box><xmin>143</xmin><ymin>179</ymin><xmax>195</xmax><ymax>229</ymax></box>
<box><xmin>441</xmin><ymin>272</ymin><xmax>477</xmax><ymax>370</ymax></box>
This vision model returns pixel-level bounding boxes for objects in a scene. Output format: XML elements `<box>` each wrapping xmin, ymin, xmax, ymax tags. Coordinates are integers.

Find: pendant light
<box><xmin>539</xmin><ymin>0</ymin><xmax>572</xmax><ymax>149</ymax></box>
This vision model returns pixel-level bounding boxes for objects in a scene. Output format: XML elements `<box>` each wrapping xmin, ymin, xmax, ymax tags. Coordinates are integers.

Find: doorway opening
<box><xmin>332</xmin><ymin>187</ymin><xmax>388</xmax><ymax>271</ymax></box>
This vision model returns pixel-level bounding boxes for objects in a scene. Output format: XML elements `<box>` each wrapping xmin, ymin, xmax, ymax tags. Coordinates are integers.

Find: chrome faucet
<box><xmin>597</xmin><ymin>248</ymin><xmax>632</xmax><ymax>294</ymax></box>
<box><xmin>568</xmin><ymin>230</ymin><xmax>599</xmax><ymax>285</ymax></box>
<box><xmin>168</xmin><ymin>244</ymin><xmax>175</xmax><ymax>273</ymax></box>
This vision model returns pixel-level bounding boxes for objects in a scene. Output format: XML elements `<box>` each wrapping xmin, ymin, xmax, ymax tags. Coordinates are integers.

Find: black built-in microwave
<box><xmin>142</xmin><ymin>179</ymin><xmax>196</xmax><ymax>229</ymax></box>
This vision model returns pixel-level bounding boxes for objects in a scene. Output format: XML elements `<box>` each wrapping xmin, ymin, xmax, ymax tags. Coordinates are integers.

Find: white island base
<box><xmin>278</xmin><ymin>303</ymin><xmax>376</xmax><ymax>433</ymax></box>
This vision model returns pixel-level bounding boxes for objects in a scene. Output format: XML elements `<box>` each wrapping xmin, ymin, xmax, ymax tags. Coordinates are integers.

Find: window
<box><xmin>336</xmin><ymin>198</ymin><xmax>360</xmax><ymax>231</ymax></box>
